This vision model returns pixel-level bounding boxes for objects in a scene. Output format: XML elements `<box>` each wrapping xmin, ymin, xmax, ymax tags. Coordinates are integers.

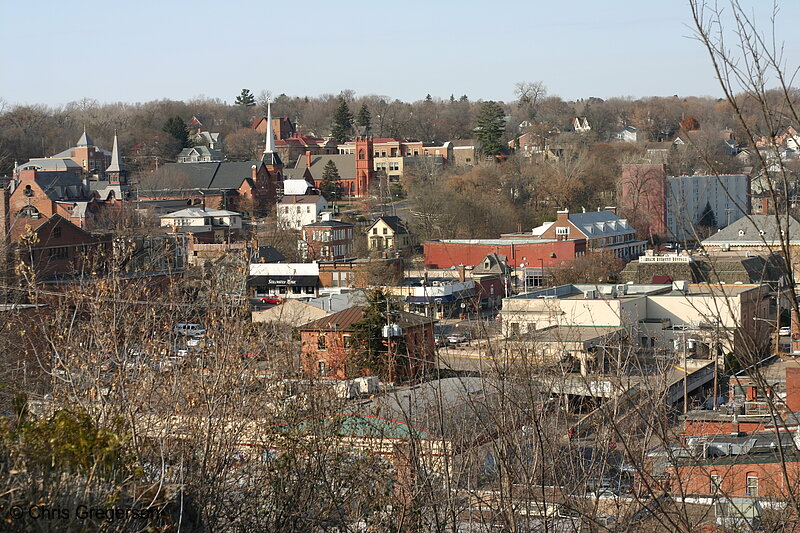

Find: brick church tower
<box><xmin>354</xmin><ymin>136</ymin><xmax>374</xmax><ymax>197</ymax></box>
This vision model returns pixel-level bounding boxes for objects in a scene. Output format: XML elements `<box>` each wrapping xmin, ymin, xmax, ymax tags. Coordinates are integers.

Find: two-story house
<box><xmin>299</xmin><ymin>306</ymin><xmax>436</xmax><ymax>381</ymax></box>
<box><xmin>300</xmin><ymin>217</ymin><xmax>354</xmax><ymax>261</ymax></box>
<box><xmin>366</xmin><ymin>216</ymin><xmax>413</xmax><ymax>253</ymax></box>
<box><xmin>277</xmin><ymin>194</ymin><xmax>328</xmax><ymax>230</ymax></box>
<box><xmin>160</xmin><ymin>207</ymin><xmax>242</xmax><ymax>243</ymax></box>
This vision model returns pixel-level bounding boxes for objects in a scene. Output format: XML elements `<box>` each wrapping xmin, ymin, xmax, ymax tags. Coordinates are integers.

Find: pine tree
<box><xmin>320</xmin><ymin>160</ymin><xmax>342</xmax><ymax>201</ymax></box>
<box><xmin>162</xmin><ymin>116</ymin><xmax>190</xmax><ymax>148</ymax></box>
<box><xmin>331</xmin><ymin>98</ymin><xmax>354</xmax><ymax>143</ymax></box>
<box><xmin>474</xmin><ymin>101</ymin><xmax>506</xmax><ymax>156</ymax></box>
<box><xmin>356</xmin><ymin>103</ymin><xmax>371</xmax><ymax>135</ymax></box>
<box><xmin>698</xmin><ymin>201</ymin><xmax>717</xmax><ymax>228</ymax></box>
<box><xmin>235</xmin><ymin>88</ymin><xmax>256</xmax><ymax>107</ymax></box>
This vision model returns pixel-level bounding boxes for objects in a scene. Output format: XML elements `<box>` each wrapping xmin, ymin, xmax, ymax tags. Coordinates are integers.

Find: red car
<box><xmin>259</xmin><ymin>297</ymin><xmax>282</xmax><ymax>304</ymax></box>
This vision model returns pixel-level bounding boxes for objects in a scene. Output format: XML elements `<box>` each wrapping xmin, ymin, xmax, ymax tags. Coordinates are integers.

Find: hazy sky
<box><xmin>2</xmin><ymin>0</ymin><xmax>799</xmax><ymax>106</ymax></box>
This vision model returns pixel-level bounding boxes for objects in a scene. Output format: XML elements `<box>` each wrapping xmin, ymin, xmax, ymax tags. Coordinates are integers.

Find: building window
<box><xmin>710</xmin><ymin>474</ymin><xmax>722</xmax><ymax>494</ymax></box>
<box><xmin>49</xmin><ymin>247</ymin><xmax>69</xmax><ymax>260</ymax></box>
<box><xmin>317</xmin><ymin>361</ymin><xmax>326</xmax><ymax>375</ymax></box>
<box><xmin>383</xmin><ymin>228</ymin><xmax>388</xmax><ymax>235</ymax></box>
<box><xmin>343</xmin><ymin>335</ymin><xmax>352</xmax><ymax>348</ymax></box>
<box><xmin>317</xmin><ymin>335</ymin><xmax>326</xmax><ymax>350</ymax></box>
<box><xmin>746</xmin><ymin>475</ymin><xmax>758</xmax><ymax>496</ymax></box>
<box><xmin>53</xmin><ymin>227</ymin><xmax>61</xmax><ymax>238</ymax></box>
<box><xmin>556</xmin><ymin>226</ymin><xmax>569</xmax><ymax>236</ymax></box>
<box><xmin>372</xmin><ymin>228</ymin><xmax>378</xmax><ymax>235</ymax></box>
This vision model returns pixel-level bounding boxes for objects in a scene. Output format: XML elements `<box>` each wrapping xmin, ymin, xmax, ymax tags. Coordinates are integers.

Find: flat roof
<box><xmin>431</xmin><ymin>238</ymin><xmax>560</xmax><ymax>245</ymax></box>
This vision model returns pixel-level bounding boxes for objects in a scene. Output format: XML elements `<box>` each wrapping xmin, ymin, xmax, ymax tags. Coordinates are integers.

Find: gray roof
<box><xmin>371</xmin><ymin>215</ymin><xmax>409</xmax><ymax>235</ymax></box>
<box><xmin>303</xmin><ymin>219</ymin><xmax>353</xmax><ymax>228</ymax></box>
<box><xmin>292</xmin><ymin>154</ymin><xmax>355</xmax><ymax>179</ymax></box>
<box><xmin>19</xmin><ymin>158</ymin><xmax>82</xmax><ymax>172</ymax></box>
<box><xmin>33</xmin><ymin>172</ymin><xmax>88</xmax><ymax>201</ymax></box>
<box><xmin>568</xmin><ymin>211</ymin><xmax>635</xmax><ymax>239</ymax></box>
<box><xmin>702</xmin><ymin>215</ymin><xmax>800</xmax><ymax>245</ymax></box>
<box><xmin>155</xmin><ymin>161</ymin><xmax>262</xmax><ymax>191</ymax></box>
<box><xmin>177</xmin><ymin>146</ymin><xmax>225</xmax><ymax>161</ymax></box>
<box><xmin>77</xmin><ymin>130</ymin><xmax>93</xmax><ymax>147</ymax></box>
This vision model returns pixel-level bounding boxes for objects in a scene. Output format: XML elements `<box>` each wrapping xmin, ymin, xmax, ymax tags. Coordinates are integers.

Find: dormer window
<box><xmin>23</xmin><ymin>185</ymin><xmax>33</xmax><ymax>197</ymax></box>
<box><xmin>739</xmin><ymin>229</ymin><xmax>745</xmax><ymax>236</ymax></box>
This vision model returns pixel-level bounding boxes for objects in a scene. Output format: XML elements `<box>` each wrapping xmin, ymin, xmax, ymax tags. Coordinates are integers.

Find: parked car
<box><xmin>187</xmin><ymin>337</ymin><xmax>202</xmax><ymax>347</ymax></box>
<box><xmin>434</xmin><ymin>334</ymin><xmax>446</xmax><ymax>347</ymax></box>
<box><xmin>259</xmin><ymin>296</ymin><xmax>282</xmax><ymax>305</ymax></box>
<box><xmin>779</xmin><ymin>326</ymin><xmax>792</xmax><ymax>336</ymax></box>
<box><xmin>447</xmin><ymin>333</ymin><xmax>468</xmax><ymax>344</ymax></box>
<box><xmin>174</xmin><ymin>323</ymin><xmax>206</xmax><ymax>337</ymax></box>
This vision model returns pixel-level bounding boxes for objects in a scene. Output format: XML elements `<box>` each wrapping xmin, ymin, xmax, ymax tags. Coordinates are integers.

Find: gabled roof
<box><xmin>369</xmin><ymin>215</ymin><xmax>409</xmax><ymax>235</ymax></box>
<box><xmin>178</xmin><ymin>145</ymin><xmax>224</xmax><ymax>161</ymax></box>
<box><xmin>249</xmin><ymin>245</ymin><xmax>286</xmax><ymax>264</ymax></box>
<box><xmin>472</xmin><ymin>253</ymin><xmax>512</xmax><ymax>276</ymax></box>
<box><xmin>155</xmin><ymin>161</ymin><xmax>263</xmax><ymax>191</ymax></box>
<box><xmin>293</xmin><ymin>154</ymin><xmax>355</xmax><ymax>179</ymax></box>
<box><xmin>279</xmin><ymin>194</ymin><xmax>325</xmax><ymax>205</ymax></box>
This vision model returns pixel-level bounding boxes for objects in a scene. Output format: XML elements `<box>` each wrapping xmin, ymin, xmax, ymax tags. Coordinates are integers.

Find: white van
<box><xmin>174</xmin><ymin>323</ymin><xmax>206</xmax><ymax>337</ymax></box>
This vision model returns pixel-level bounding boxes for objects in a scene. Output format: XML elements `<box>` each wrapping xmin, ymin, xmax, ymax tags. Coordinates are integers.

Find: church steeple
<box><xmin>105</xmin><ymin>132</ymin><xmax>128</xmax><ymax>185</ymax></box>
<box><xmin>262</xmin><ymin>101</ymin><xmax>282</xmax><ymax>166</ymax></box>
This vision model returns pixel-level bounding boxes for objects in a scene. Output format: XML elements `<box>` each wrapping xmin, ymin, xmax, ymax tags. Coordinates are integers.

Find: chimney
<box><xmin>556</xmin><ymin>208</ymin><xmax>569</xmax><ymax>224</ymax></box>
<box><xmin>604</xmin><ymin>206</ymin><xmax>617</xmax><ymax>215</ymax></box>
<box><xmin>251</xmin><ymin>164</ymin><xmax>258</xmax><ymax>182</ymax></box>
<box><xmin>306</xmin><ymin>151</ymin><xmax>311</xmax><ymax>168</ymax></box>
<box><xmin>458</xmin><ymin>264</ymin><xmax>466</xmax><ymax>283</ymax></box>
<box><xmin>786</xmin><ymin>366</ymin><xmax>800</xmax><ymax>412</ymax></box>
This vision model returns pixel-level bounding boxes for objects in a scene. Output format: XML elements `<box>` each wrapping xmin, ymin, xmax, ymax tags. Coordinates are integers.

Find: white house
<box><xmin>160</xmin><ymin>207</ymin><xmax>242</xmax><ymax>233</ymax></box>
<box><xmin>277</xmin><ymin>194</ymin><xmax>328</xmax><ymax>230</ymax></box>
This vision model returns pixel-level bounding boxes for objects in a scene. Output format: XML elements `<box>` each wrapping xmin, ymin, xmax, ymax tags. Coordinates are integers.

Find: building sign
<box><xmin>639</xmin><ymin>255</ymin><xmax>692</xmax><ymax>263</ymax></box>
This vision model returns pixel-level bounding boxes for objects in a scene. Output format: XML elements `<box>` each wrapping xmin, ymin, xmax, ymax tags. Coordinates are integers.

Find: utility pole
<box><xmin>683</xmin><ymin>332</ymin><xmax>689</xmax><ymax>414</ymax></box>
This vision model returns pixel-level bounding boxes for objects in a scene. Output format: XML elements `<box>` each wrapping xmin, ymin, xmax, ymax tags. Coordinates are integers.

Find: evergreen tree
<box><xmin>235</xmin><ymin>88</ymin><xmax>256</xmax><ymax>107</ymax></box>
<box><xmin>698</xmin><ymin>201</ymin><xmax>717</xmax><ymax>228</ymax></box>
<box><xmin>356</xmin><ymin>103</ymin><xmax>372</xmax><ymax>135</ymax></box>
<box><xmin>474</xmin><ymin>101</ymin><xmax>506</xmax><ymax>156</ymax></box>
<box><xmin>349</xmin><ymin>289</ymin><xmax>404</xmax><ymax>380</ymax></box>
<box><xmin>320</xmin><ymin>160</ymin><xmax>342</xmax><ymax>201</ymax></box>
<box><xmin>425</xmin><ymin>94</ymin><xmax>432</xmax><ymax>102</ymax></box>
<box><xmin>331</xmin><ymin>97</ymin><xmax>354</xmax><ymax>143</ymax></box>
<box><xmin>162</xmin><ymin>116</ymin><xmax>190</xmax><ymax>148</ymax></box>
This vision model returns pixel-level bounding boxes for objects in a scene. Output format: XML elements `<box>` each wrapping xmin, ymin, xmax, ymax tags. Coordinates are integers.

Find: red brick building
<box><xmin>300</xmin><ymin>306</ymin><xmax>435</xmax><ymax>381</ymax></box>
<box><xmin>288</xmin><ymin>137</ymin><xmax>375</xmax><ymax>198</ymax></box>
<box><xmin>7</xmin><ymin>169</ymin><xmax>96</xmax><ymax>238</ymax></box>
<box><xmin>300</xmin><ymin>219</ymin><xmax>354</xmax><ymax>261</ymax></box>
<box><xmin>424</xmin><ymin>238</ymin><xmax>585</xmax><ymax>269</ymax></box>
<box><xmin>619</xmin><ymin>163</ymin><xmax>668</xmax><ymax>240</ymax></box>
<box><xmin>16</xmin><ymin>214</ymin><xmax>112</xmax><ymax>279</ymax></box>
